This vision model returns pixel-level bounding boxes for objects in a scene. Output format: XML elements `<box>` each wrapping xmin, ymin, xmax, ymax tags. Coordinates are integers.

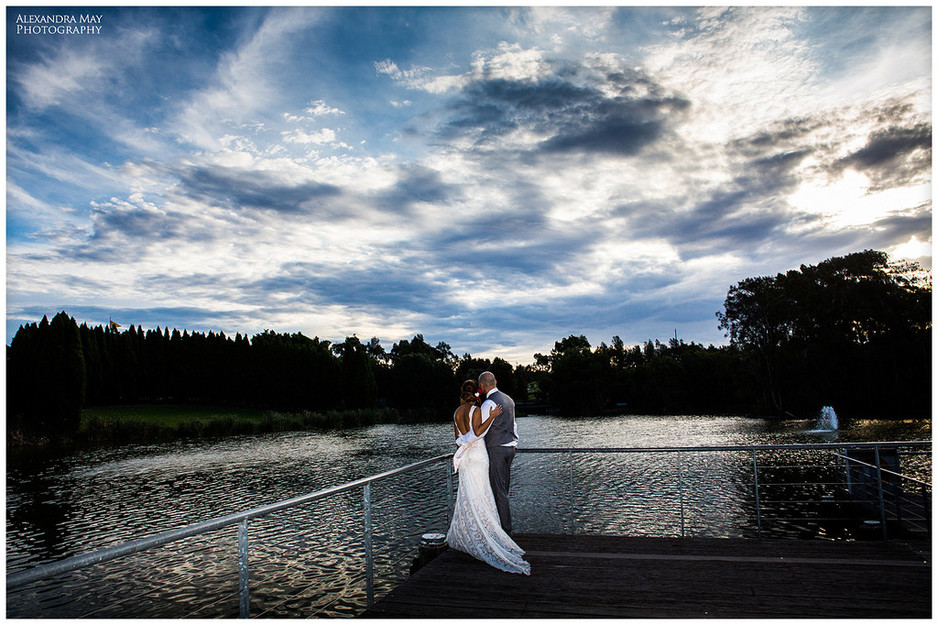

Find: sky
<box><xmin>5</xmin><ymin>5</ymin><xmax>933</xmax><ymax>364</ymax></box>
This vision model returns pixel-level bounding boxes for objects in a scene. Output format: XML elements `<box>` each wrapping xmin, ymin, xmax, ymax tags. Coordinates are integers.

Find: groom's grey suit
<box><xmin>482</xmin><ymin>388</ymin><xmax>518</xmax><ymax>536</ymax></box>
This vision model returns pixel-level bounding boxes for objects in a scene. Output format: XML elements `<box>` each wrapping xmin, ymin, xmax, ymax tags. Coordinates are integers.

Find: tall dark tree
<box><xmin>717</xmin><ymin>250</ymin><xmax>931</xmax><ymax>417</ymax></box>
<box><xmin>364</xmin><ymin>337</ymin><xmax>389</xmax><ymax>365</ymax></box>
<box><xmin>489</xmin><ymin>357</ymin><xmax>517</xmax><ymax>398</ymax></box>
<box><xmin>387</xmin><ymin>353</ymin><xmax>455</xmax><ymax>417</ymax></box>
<box><xmin>716</xmin><ymin>276</ymin><xmax>793</xmax><ymax>414</ymax></box>
<box><xmin>454</xmin><ymin>355</ymin><xmax>492</xmax><ymax>387</ymax></box>
<box><xmin>543</xmin><ymin>335</ymin><xmax>612</xmax><ymax>416</ymax></box>
<box><xmin>8</xmin><ymin>320</ymin><xmax>39</xmax><ymax>429</ymax></box>
<box><xmin>79</xmin><ymin>323</ymin><xmax>106</xmax><ymax>406</ymax></box>
<box><xmin>31</xmin><ymin>313</ymin><xmax>86</xmax><ymax>435</ymax></box>
<box><xmin>385</xmin><ymin>335</ymin><xmax>456</xmax><ymax>417</ymax></box>
<box><xmin>333</xmin><ymin>336</ymin><xmax>378</xmax><ymax>409</ymax></box>
<box><xmin>250</xmin><ymin>331</ymin><xmax>339</xmax><ymax>411</ymax></box>
<box><xmin>512</xmin><ymin>363</ymin><xmax>549</xmax><ymax>404</ymax></box>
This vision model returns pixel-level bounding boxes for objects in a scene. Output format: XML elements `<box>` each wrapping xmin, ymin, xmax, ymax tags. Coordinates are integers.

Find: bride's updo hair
<box><xmin>460</xmin><ymin>379</ymin><xmax>480</xmax><ymax>406</ymax></box>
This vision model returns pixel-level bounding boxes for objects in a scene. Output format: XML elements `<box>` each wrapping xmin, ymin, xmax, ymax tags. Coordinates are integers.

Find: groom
<box><xmin>478</xmin><ymin>371</ymin><xmax>518</xmax><ymax>536</ymax></box>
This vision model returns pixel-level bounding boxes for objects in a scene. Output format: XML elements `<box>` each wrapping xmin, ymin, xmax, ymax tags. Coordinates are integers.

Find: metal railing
<box><xmin>834</xmin><ymin>448</ymin><xmax>932</xmax><ymax>538</ymax></box>
<box><xmin>7</xmin><ymin>441</ymin><xmax>931</xmax><ymax>618</ymax></box>
<box><xmin>516</xmin><ymin>441</ymin><xmax>931</xmax><ymax>540</ymax></box>
<box><xmin>6</xmin><ymin>453</ymin><xmax>456</xmax><ymax>618</ymax></box>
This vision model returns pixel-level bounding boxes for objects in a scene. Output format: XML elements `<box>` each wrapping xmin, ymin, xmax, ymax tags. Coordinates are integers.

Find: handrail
<box><xmin>518</xmin><ymin>441</ymin><xmax>931</xmax><ymax>454</ymax></box>
<box><xmin>6</xmin><ymin>453</ymin><xmax>454</xmax><ymax>591</ymax></box>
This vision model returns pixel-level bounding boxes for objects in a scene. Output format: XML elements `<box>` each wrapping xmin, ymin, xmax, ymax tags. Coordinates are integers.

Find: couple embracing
<box><xmin>445</xmin><ymin>371</ymin><xmax>531</xmax><ymax>575</ymax></box>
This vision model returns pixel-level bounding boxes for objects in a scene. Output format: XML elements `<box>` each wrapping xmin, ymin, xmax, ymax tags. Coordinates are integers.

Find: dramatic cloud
<box><xmin>6</xmin><ymin>6</ymin><xmax>931</xmax><ymax>362</ymax></box>
<box><xmin>172</xmin><ymin>165</ymin><xmax>343</xmax><ymax>214</ymax></box>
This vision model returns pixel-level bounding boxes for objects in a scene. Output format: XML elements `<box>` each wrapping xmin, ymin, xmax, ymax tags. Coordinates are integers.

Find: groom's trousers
<box><xmin>487</xmin><ymin>445</ymin><xmax>516</xmax><ymax>536</ymax></box>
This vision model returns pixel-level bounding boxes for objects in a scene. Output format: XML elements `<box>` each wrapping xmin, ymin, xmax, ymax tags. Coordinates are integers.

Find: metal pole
<box><xmin>844</xmin><ymin>446</ymin><xmax>852</xmax><ymax>494</ymax></box>
<box><xmin>923</xmin><ymin>483</ymin><xmax>930</xmax><ymax>531</ymax></box>
<box><xmin>752</xmin><ymin>449</ymin><xmax>762</xmax><ymax>539</ymax></box>
<box><xmin>238</xmin><ymin>520</ymin><xmax>250</xmax><ymax>619</ymax></box>
<box><xmin>678</xmin><ymin>451</ymin><xmax>685</xmax><ymax>538</ymax></box>
<box><xmin>894</xmin><ymin>478</ymin><xmax>904</xmax><ymax>528</ymax></box>
<box><xmin>363</xmin><ymin>482</ymin><xmax>374</xmax><ymax>607</ymax></box>
<box><xmin>568</xmin><ymin>452</ymin><xmax>575</xmax><ymax>535</ymax></box>
<box><xmin>445</xmin><ymin>462</ymin><xmax>454</xmax><ymax>526</ymax></box>
<box><xmin>874</xmin><ymin>447</ymin><xmax>888</xmax><ymax>540</ymax></box>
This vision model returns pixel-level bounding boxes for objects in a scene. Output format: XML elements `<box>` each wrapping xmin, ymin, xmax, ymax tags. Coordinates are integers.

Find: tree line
<box><xmin>6</xmin><ymin>319</ymin><xmax>531</xmax><ymax>438</ymax></box>
<box><xmin>6</xmin><ymin>250</ymin><xmax>931</xmax><ymax>440</ymax></box>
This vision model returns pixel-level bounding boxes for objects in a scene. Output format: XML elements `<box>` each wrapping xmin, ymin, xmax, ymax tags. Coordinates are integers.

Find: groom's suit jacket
<box><xmin>483</xmin><ymin>390</ymin><xmax>517</xmax><ymax>448</ymax></box>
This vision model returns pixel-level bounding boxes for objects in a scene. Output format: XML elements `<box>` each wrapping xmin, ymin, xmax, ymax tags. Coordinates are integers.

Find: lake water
<box><xmin>6</xmin><ymin>414</ymin><xmax>930</xmax><ymax>617</ymax></box>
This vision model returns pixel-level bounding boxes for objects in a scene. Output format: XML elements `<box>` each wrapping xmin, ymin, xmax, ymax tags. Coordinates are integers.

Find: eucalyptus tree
<box><xmin>718</xmin><ymin>250</ymin><xmax>931</xmax><ymax>417</ymax></box>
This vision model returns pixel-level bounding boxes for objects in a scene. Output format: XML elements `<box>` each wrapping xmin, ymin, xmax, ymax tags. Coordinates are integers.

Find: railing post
<box><xmin>923</xmin><ymin>483</ymin><xmax>930</xmax><ymax>532</ymax></box>
<box><xmin>445</xmin><ymin>461</ymin><xmax>454</xmax><ymax>526</ymax></box>
<box><xmin>874</xmin><ymin>447</ymin><xmax>888</xmax><ymax>540</ymax></box>
<box><xmin>568</xmin><ymin>452</ymin><xmax>575</xmax><ymax>535</ymax></box>
<box><xmin>752</xmin><ymin>449</ymin><xmax>762</xmax><ymax>539</ymax></box>
<box><xmin>677</xmin><ymin>451</ymin><xmax>685</xmax><ymax>538</ymax></box>
<box><xmin>238</xmin><ymin>520</ymin><xmax>250</xmax><ymax>619</ymax></box>
<box><xmin>363</xmin><ymin>482</ymin><xmax>374</xmax><ymax>607</ymax></box>
<box><xmin>894</xmin><ymin>478</ymin><xmax>904</xmax><ymax>528</ymax></box>
<box><xmin>844</xmin><ymin>446</ymin><xmax>853</xmax><ymax>493</ymax></box>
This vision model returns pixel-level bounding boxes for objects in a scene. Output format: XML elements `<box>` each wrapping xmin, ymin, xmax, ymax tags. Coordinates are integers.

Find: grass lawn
<box><xmin>8</xmin><ymin>405</ymin><xmax>404</xmax><ymax>447</ymax></box>
<box><xmin>81</xmin><ymin>404</ymin><xmax>269</xmax><ymax>429</ymax></box>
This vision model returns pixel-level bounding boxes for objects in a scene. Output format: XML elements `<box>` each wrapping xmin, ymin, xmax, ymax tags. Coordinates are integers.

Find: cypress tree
<box><xmin>8</xmin><ymin>322</ymin><xmax>39</xmax><ymax>428</ymax></box>
<box><xmin>80</xmin><ymin>323</ymin><xmax>105</xmax><ymax>405</ymax></box>
<box><xmin>33</xmin><ymin>312</ymin><xmax>86</xmax><ymax>435</ymax></box>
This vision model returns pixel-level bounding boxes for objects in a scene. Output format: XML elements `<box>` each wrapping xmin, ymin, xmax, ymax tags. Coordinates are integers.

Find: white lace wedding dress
<box><xmin>446</xmin><ymin>406</ymin><xmax>531</xmax><ymax>575</ymax></box>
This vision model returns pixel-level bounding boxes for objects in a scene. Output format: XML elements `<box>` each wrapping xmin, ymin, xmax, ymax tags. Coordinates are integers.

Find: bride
<box><xmin>446</xmin><ymin>379</ymin><xmax>531</xmax><ymax>575</ymax></box>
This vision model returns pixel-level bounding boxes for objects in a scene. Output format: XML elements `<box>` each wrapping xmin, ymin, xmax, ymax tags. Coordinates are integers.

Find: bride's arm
<box><xmin>472</xmin><ymin>404</ymin><xmax>502</xmax><ymax>436</ymax></box>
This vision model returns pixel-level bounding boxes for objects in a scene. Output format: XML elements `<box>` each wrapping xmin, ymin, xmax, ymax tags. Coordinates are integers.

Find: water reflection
<box><xmin>6</xmin><ymin>468</ymin><xmax>74</xmax><ymax>567</ymax></box>
<box><xmin>6</xmin><ymin>414</ymin><xmax>930</xmax><ymax>617</ymax></box>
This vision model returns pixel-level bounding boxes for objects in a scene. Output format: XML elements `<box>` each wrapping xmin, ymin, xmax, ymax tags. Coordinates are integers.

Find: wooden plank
<box><xmin>360</xmin><ymin>534</ymin><xmax>931</xmax><ymax>619</ymax></box>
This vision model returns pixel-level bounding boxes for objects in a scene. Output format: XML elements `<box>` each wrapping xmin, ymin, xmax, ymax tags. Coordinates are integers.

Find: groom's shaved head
<box><xmin>479</xmin><ymin>371</ymin><xmax>496</xmax><ymax>389</ymax></box>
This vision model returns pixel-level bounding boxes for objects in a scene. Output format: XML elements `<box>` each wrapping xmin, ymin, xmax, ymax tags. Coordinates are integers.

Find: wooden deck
<box><xmin>361</xmin><ymin>533</ymin><xmax>931</xmax><ymax>618</ymax></box>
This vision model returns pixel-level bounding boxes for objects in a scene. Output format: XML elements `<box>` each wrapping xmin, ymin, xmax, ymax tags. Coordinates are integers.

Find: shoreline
<box><xmin>7</xmin><ymin>404</ymin><xmax>929</xmax><ymax>453</ymax></box>
<box><xmin>6</xmin><ymin>404</ymin><xmax>413</xmax><ymax>451</ymax></box>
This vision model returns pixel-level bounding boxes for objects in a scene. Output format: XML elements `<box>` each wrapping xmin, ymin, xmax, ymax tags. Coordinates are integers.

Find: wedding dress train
<box><xmin>446</xmin><ymin>407</ymin><xmax>530</xmax><ymax>575</ymax></box>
